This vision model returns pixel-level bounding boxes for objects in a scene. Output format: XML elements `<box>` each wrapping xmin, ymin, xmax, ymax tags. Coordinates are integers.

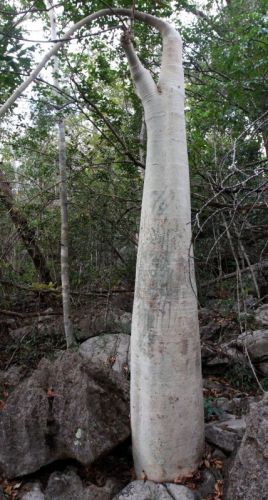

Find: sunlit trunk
<box><xmin>123</xmin><ymin>26</ymin><xmax>204</xmax><ymax>482</ymax></box>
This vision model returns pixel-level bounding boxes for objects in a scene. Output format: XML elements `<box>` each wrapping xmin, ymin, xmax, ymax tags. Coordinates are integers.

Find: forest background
<box><xmin>0</xmin><ymin>0</ymin><xmax>267</xmax><ymax>360</ymax></box>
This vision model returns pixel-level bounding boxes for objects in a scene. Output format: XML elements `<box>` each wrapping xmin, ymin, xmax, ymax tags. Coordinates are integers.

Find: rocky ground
<box><xmin>0</xmin><ymin>294</ymin><xmax>268</xmax><ymax>499</ymax></box>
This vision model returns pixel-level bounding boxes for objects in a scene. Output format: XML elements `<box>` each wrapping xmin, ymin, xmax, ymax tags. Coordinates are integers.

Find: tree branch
<box><xmin>0</xmin><ymin>8</ymin><xmax>172</xmax><ymax>118</ymax></box>
<box><xmin>121</xmin><ymin>28</ymin><xmax>156</xmax><ymax>100</ymax></box>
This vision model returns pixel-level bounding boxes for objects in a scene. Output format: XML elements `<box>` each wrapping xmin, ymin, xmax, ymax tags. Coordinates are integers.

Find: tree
<box><xmin>177</xmin><ymin>0</ymin><xmax>268</xmax><ymax>299</ymax></box>
<box><xmin>0</xmin><ymin>1</ymin><xmax>53</xmax><ymax>283</ymax></box>
<box><xmin>0</xmin><ymin>168</ymin><xmax>52</xmax><ymax>283</ymax></box>
<box><xmin>0</xmin><ymin>8</ymin><xmax>204</xmax><ymax>481</ymax></box>
<box><xmin>44</xmin><ymin>0</ymin><xmax>75</xmax><ymax>347</ymax></box>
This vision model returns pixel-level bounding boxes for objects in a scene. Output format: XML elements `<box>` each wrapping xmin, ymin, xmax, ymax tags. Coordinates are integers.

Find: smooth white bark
<box><xmin>123</xmin><ymin>27</ymin><xmax>204</xmax><ymax>482</ymax></box>
<box><xmin>45</xmin><ymin>0</ymin><xmax>75</xmax><ymax>348</ymax></box>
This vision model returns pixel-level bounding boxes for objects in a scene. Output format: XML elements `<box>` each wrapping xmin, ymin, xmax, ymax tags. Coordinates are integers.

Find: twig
<box><xmin>244</xmin><ymin>345</ymin><xmax>265</xmax><ymax>393</ymax></box>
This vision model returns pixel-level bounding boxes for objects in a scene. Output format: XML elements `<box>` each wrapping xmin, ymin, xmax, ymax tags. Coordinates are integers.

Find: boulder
<box><xmin>45</xmin><ymin>469</ymin><xmax>119</xmax><ymax>500</ymax></box>
<box><xmin>76</xmin><ymin>309</ymin><xmax>132</xmax><ymax>341</ymax></box>
<box><xmin>227</xmin><ymin>393</ymin><xmax>268</xmax><ymax>499</ymax></box>
<box><xmin>255</xmin><ymin>304</ymin><xmax>268</xmax><ymax>327</ymax></box>
<box><xmin>197</xmin><ymin>469</ymin><xmax>220</xmax><ymax>499</ymax></box>
<box><xmin>220</xmin><ymin>396</ymin><xmax>258</xmax><ymax>417</ymax></box>
<box><xmin>21</xmin><ymin>483</ymin><xmax>45</xmax><ymax>500</ymax></box>
<box><xmin>113</xmin><ymin>481</ymin><xmax>199</xmax><ymax>500</ymax></box>
<box><xmin>205</xmin><ymin>417</ymin><xmax>246</xmax><ymax>454</ymax></box>
<box><xmin>10</xmin><ymin>325</ymin><xmax>35</xmax><ymax>340</ymax></box>
<box><xmin>200</xmin><ymin>320</ymin><xmax>221</xmax><ymax>340</ymax></box>
<box><xmin>202</xmin><ymin>343</ymin><xmax>244</xmax><ymax>368</ymax></box>
<box><xmin>0</xmin><ymin>365</ymin><xmax>25</xmax><ymax>388</ymax></box>
<box><xmin>237</xmin><ymin>330</ymin><xmax>268</xmax><ymax>374</ymax></box>
<box><xmin>37</xmin><ymin>317</ymin><xmax>64</xmax><ymax>337</ymax></box>
<box><xmin>0</xmin><ymin>352</ymin><xmax>130</xmax><ymax>478</ymax></box>
<box><xmin>79</xmin><ymin>334</ymin><xmax>130</xmax><ymax>374</ymax></box>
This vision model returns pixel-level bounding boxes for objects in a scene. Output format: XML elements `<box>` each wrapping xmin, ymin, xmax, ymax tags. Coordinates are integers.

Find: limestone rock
<box><xmin>197</xmin><ymin>470</ymin><xmax>217</xmax><ymax>499</ymax></box>
<box><xmin>76</xmin><ymin>309</ymin><xmax>132</xmax><ymax>341</ymax></box>
<box><xmin>79</xmin><ymin>333</ymin><xmax>130</xmax><ymax>374</ymax></box>
<box><xmin>0</xmin><ymin>365</ymin><xmax>25</xmax><ymax>388</ymax></box>
<box><xmin>200</xmin><ymin>320</ymin><xmax>222</xmax><ymax>340</ymax></box>
<box><xmin>45</xmin><ymin>469</ymin><xmax>119</xmax><ymax>500</ymax></box>
<box><xmin>10</xmin><ymin>325</ymin><xmax>34</xmax><ymax>340</ymax></box>
<box><xmin>21</xmin><ymin>483</ymin><xmax>45</xmax><ymax>500</ymax></box>
<box><xmin>113</xmin><ymin>481</ymin><xmax>199</xmax><ymax>499</ymax></box>
<box><xmin>255</xmin><ymin>304</ymin><xmax>268</xmax><ymax>327</ymax></box>
<box><xmin>237</xmin><ymin>330</ymin><xmax>268</xmax><ymax>374</ymax></box>
<box><xmin>227</xmin><ymin>394</ymin><xmax>268</xmax><ymax>499</ymax></box>
<box><xmin>0</xmin><ymin>352</ymin><xmax>130</xmax><ymax>478</ymax></box>
<box><xmin>205</xmin><ymin>418</ymin><xmax>246</xmax><ymax>453</ymax></box>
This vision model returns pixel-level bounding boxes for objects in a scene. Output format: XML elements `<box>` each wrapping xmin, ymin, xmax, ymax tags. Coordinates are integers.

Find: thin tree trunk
<box><xmin>46</xmin><ymin>0</ymin><xmax>75</xmax><ymax>348</ymax></box>
<box><xmin>0</xmin><ymin>169</ymin><xmax>52</xmax><ymax>283</ymax></box>
<box><xmin>58</xmin><ymin>120</ymin><xmax>75</xmax><ymax>347</ymax></box>
<box><xmin>122</xmin><ymin>25</ymin><xmax>204</xmax><ymax>481</ymax></box>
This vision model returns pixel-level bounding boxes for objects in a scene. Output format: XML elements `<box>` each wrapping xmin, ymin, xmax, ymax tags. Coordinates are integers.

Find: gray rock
<box><xmin>0</xmin><ymin>486</ymin><xmax>6</xmax><ymax>500</ymax></box>
<box><xmin>76</xmin><ymin>309</ymin><xmax>132</xmax><ymax>341</ymax></box>
<box><xmin>10</xmin><ymin>325</ymin><xmax>34</xmax><ymax>340</ymax></box>
<box><xmin>223</xmin><ymin>396</ymin><xmax>258</xmax><ymax>416</ymax></box>
<box><xmin>202</xmin><ymin>343</ymin><xmax>244</xmax><ymax>367</ymax></box>
<box><xmin>21</xmin><ymin>483</ymin><xmax>45</xmax><ymax>500</ymax></box>
<box><xmin>255</xmin><ymin>304</ymin><xmax>268</xmax><ymax>327</ymax></box>
<box><xmin>0</xmin><ymin>352</ymin><xmax>130</xmax><ymax>478</ymax></box>
<box><xmin>45</xmin><ymin>470</ymin><xmax>83</xmax><ymax>500</ymax></box>
<box><xmin>200</xmin><ymin>320</ymin><xmax>221</xmax><ymax>340</ymax></box>
<box><xmin>0</xmin><ymin>365</ymin><xmax>24</xmax><ymax>388</ymax></box>
<box><xmin>205</xmin><ymin>418</ymin><xmax>246</xmax><ymax>453</ymax></box>
<box><xmin>79</xmin><ymin>333</ymin><xmax>130</xmax><ymax>374</ymax></box>
<box><xmin>237</xmin><ymin>330</ymin><xmax>268</xmax><ymax>374</ymax></box>
<box><xmin>37</xmin><ymin>317</ymin><xmax>64</xmax><ymax>336</ymax></box>
<box><xmin>45</xmin><ymin>469</ymin><xmax>121</xmax><ymax>500</ymax></box>
<box><xmin>212</xmin><ymin>448</ymin><xmax>227</xmax><ymax>459</ymax></box>
<box><xmin>113</xmin><ymin>481</ymin><xmax>199</xmax><ymax>499</ymax></box>
<box><xmin>227</xmin><ymin>393</ymin><xmax>268</xmax><ymax>499</ymax></box>
<box><xmin>197</xmin><ymin>470</ymin><xmax>217</xmax><ymax>499</ymax></box>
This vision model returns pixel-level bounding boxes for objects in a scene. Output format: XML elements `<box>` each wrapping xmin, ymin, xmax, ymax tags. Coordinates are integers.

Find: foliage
<box><xmin>204</xmin><ymin>397</ymin><xmax>223</xmax><ymax>420</ymax></box>
<box><xmin>226</xmin><ymin>363</ymin><xmax>257</xmax><ymax>391</ymax></box>
<box><xmin>0</xmin><ymin>0</ymin><xmax>35</xmax><ymax>105</ymax></box>
<box><xmin>0</xmin><ymin>0</ymin><xmax>267</xmax><ymax>304</ymax></box>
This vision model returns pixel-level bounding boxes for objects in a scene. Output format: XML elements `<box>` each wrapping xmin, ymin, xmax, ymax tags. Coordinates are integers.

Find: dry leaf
<box><xmin>141</xmin><ymin>471</ymin><xmax>148</xmax><ymax>481</ymax></box>
<box><xmin>174</xmin><ymin>472</ymin><xmax>194</xmax><ymax>484</ymax></box>
<box><xmin>47</xmin><ymin>388</ymin><xmax>56</xmax><ymax>398</ymax></box>
<box><xmin>211</xmin><ymin>458</ymin><xmax>224</xmax><ymax>469</ymax></box>
<box><xmin>214</xmin><ymin>479</ymin><xmax>224</xmax><ymax>499</ymax></box>
<box><xmin>4</xmin><ymin>483</ymin><xmax>13</xmax><ymax>495</ymax></box>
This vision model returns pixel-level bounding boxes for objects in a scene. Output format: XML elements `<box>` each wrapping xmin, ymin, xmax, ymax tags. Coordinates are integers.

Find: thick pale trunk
<box><xmin>124</xmin><ymin>28</ymin><xmax>204</xmax><ymax>481</ymax></box>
